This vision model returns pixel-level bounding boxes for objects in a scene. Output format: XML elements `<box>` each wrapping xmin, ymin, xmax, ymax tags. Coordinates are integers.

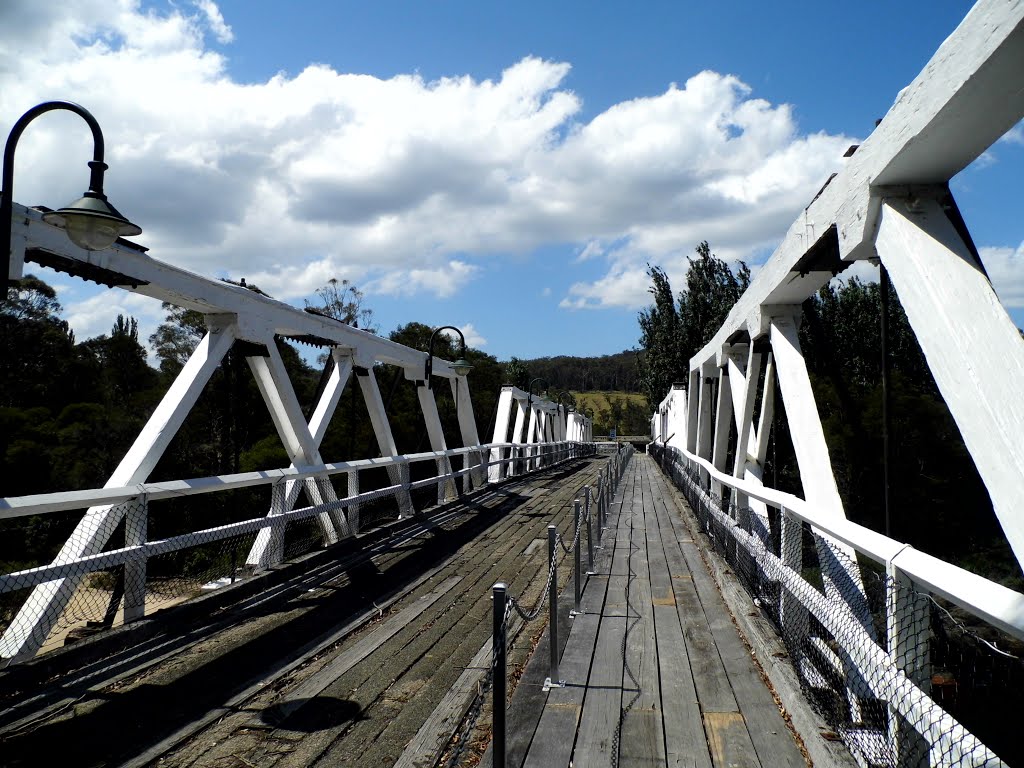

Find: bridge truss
<box><xmin>0</xmin><ymin>206</ymin><xmax>591</xmax><ymax>664</ymax></box>
<box><xmin>652</xmin><ymin>1</ymin><xmax>1024</xmax><ymax>765</ymax></box>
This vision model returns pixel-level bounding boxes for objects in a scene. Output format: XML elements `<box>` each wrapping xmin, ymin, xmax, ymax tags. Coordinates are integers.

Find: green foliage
<box><xmin>573</xmin><ymin>391</ymin><xmax>650</xmax><ymax>436</ymax></box>
<box><xmin>507</xmin><ymin>351</ymin><xmax>642</xmax><ymax>394</ymax></box>
<box><xmin>305</xmin><ymin>277</ymin><xmax>377</xmax><ymax>332</ymax></box>
<box><xmin>638</xmin><ymin>241</ymin><xmax>749</xmax><ymax>404</ymax></box>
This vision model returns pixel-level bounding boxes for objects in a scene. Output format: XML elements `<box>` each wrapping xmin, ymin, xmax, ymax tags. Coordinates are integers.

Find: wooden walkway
<box><xmin>511</xmin><ymin>454</ymin><xmax>807</xmax><ymax>768</ymax></box>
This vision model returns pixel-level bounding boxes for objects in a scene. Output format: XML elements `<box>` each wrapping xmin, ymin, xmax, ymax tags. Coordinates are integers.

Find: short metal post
<box><xmin>572</xmin><ymin>500</ymin><xmax>582</xmax><ymax>616</ymax></box>
<box><xmin>492</xmin><ymin>583</ymin><xmax>507</xmax><ymax>768</ymax></box>
<box><xmin>544</xmin><ymin>525</ymin><xmax>562</xmax><ymax>689</ymax></box>
<box><xmin>586</xmin><ymin>493</ymin><xmax>596</xmax><ymax>573</ymax></box>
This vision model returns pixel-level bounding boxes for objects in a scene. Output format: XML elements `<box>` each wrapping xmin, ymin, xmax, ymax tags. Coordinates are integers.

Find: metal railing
<box><xmin>649</xmin><ymin>442</ymin><xmax>1024</xmax><ymax>767</ymax></box>
<box><xmin>0</xmin><ymin>440</ymin><xmax>596</xmax><ymax>664</ymax></box>
<box><xmin>490</xmin><ymin>445</ymin><xmax>633</xmax><ymax>767</ymax></box>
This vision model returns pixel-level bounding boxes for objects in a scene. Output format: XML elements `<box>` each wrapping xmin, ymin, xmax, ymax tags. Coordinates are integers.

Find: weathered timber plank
<box><xmin>620</xmin><ymin>470</ymin><xmax>667</xmax><ymax>767</ymax></box>
<box><xmin>330</xmin><ymin>473</ymin><xmax>592</xmax><ymax>765</ymax></box>
<box><xmin>648</xmin><ymin>467</ymin><xmax>835</xmax><ymax>768</ymax></box>
<box><xmin>572</xmin><ymin>616</ymin><xmax>627</xmax><ymax>766</ymax></box>
<box><xmin>654</xmin><ymin>604</ymin><xmax>712</xmax><ymax>768</ymax></box>
<box><xmin>522</xmin><ymin>612</ymin><xmax>602</xmax><ymax>768</ymax></box>
<box><xmin>704</xmin><ymin>711</ymin><xmax>761</xmax><ymax>768</ymax></box>
<box><xmin>264</xmin><ymin>575</ymin><xmax>464</xmax><ymax>725</ymax></box>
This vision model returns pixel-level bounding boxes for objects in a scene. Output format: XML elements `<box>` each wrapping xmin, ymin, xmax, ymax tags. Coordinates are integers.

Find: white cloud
<box><xmin>193</xmin><ymin>0</ymin><xmax>233</xmax><ymax>44</ymax></box>
<box><xmin>998</xmin><ymin>121</ymin><xmax>1024</xmax><ymax>145</ymax></box>
<box><xmin>980</xmin><ymin>243</ymin><xmax>1024</xmax><ymax>308</ymax></box>
<box><xmin>442</xmin><ymin>323</ymin><xmax>487</xmax><ymax>349</ymax></box>
<box><xmin>576</xmin><ymin>240</ymin><xmax>604</xmax><ymax>262</ymax></box>
<box><xmin>365</xmin><ymin>260</ymin><xmax>479</xmax><ymax>298</ymax></box>
<box><xmin>0</xmin><ymin>2</ymin><xmax>854</xmax><ymax>336</ymax></box>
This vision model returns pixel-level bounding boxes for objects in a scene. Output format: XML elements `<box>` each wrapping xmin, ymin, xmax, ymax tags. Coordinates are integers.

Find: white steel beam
<box><xmin>770</xmin><ymin>316</ymin><xmax>874</xmax><ymax>638</ymax></box>
<box><xmin>710</xmin><ymin>368</ymin><xmax>733</xmax><ymax>501</ymax></box>
<box><xmin>357</xmin><ymin>366</ymin><xmax>415</xmax><ymax>517</ymax></box>
<box><xmin>489</xmin><ymin>387</ymin><xmax>515</xmax><ymax>481</ymax></box>
<box><xmin>876</xmin><ymin>198</ymin><xmax>1024</xmax><ymax>567</ymax></box>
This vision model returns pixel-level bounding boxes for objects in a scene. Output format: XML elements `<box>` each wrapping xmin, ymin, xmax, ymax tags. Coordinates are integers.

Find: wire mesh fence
<box><xmin>651</xmin><ymin>444</ymin><xmax>1021</xmax><ymax>768</ymax></box>
<box><xmin>0</xmin><ymin>441</ymin><xmax>594</xmax><ymax>664</ymax></box>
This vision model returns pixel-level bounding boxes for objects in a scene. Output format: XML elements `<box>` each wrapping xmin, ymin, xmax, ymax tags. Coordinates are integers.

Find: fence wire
<box><xmin>651</xmin><ymin>445</ymin><xmax>1022</xmax><ymax>768</ymax></box>
<box><xmin>0</xmin><ymin>442</ymin><xmax>591</xmax><ymax>664</ymax></box>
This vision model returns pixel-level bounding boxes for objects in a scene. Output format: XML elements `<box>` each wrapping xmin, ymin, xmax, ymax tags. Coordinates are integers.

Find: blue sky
<box><xmin>1</xmin><ymin>1</ymin><xmax>1021</xmax><ymax>362</ymax></box>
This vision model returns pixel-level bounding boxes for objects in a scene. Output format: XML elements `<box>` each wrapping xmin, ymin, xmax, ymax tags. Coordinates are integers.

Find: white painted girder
<box><xmin>12</xmin><ymin>205</ymin><xmax>470</xmax><ymax>378</ymax></box>
<box><xmin>688</xmin><ymin>0</ymin><xmax>1024</xmax><ymax>371</ymax></box>
<box><xmin>876</xmin><ymin>198</ymin><xmax>1024</xmax><ymax>567</ymax></box>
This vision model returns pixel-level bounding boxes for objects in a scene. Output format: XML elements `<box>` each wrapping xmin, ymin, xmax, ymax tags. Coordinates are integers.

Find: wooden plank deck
<box><xmin>517</xmin><ymin>453</ymin><xmax>807</xmax><ymax>768</ymax></box>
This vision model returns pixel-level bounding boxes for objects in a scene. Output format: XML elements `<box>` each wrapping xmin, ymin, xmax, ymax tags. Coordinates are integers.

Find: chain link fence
<box><xmin>0</xmin><ymin>441</ymin><xmax>594</xmax><ymax>664</ymax></box>
<box><xmin>651</xmin><ymin>444</ymin><xmax>1021</xmax><ymax>768</ymax></box>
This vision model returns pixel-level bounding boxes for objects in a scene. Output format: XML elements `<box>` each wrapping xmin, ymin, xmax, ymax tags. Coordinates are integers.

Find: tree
<box><xmin>677</xmin><ymin>241</ymin><xmax>750</xmax><ymax>364</ymax></box>
<box><xmin>637</xmin><ymin>242</ymin><xmax>749</xmax><ymax>405</ymax></box>
<box><xmin>504</xmin><ymin>357</ymin><xmax>529</xmax><ymax>389</ymax></box>
<box><xmin>305</xmin><ymin>278</ymin><xmax>376</xmax><ymax>332</ymax></box>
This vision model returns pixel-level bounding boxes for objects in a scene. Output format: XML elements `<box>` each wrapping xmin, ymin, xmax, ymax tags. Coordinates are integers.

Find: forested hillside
<box><xmin>505</xmin><ymin>350</ymin><xmax>643</xmax><ymax>394</ymax></box>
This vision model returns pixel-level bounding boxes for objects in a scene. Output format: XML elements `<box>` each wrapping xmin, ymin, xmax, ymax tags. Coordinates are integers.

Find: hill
<box><xmin>508</xmin><ymin>350</ymin><xmax>643</xmax><ymax>394</ymax></box>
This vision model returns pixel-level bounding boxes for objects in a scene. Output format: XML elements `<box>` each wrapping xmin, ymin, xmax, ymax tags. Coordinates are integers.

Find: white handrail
<box><xmin>0</xmin><ymin>442</ymin><xmax>586</xmax><ymax>520</ymax></box>
<box><xmin>656</xmin><ymin>443</ymin><xmax>1024</xmax><ymax>642</ymax></box>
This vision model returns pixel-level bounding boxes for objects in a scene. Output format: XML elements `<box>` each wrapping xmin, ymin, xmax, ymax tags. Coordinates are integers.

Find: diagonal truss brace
<box><xmin>0</xmin><ymin>322</ymin><xmax>237</xmax><ymax>663</ymax></box>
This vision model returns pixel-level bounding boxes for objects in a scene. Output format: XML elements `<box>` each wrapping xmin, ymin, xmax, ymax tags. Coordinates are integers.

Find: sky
<box><xmin>1</xmin><ymin>1</ymin><xmax>1022</xmax><ymax>363</ymax></box>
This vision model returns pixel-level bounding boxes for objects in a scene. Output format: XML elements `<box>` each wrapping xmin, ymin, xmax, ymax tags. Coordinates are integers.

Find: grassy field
<box><xmin>570</xmin><ymin>391</ymin><xmax>650</xmax><ymax>435</ymax></box>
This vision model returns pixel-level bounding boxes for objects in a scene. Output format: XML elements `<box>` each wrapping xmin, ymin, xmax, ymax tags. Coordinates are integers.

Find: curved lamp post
<box><xmin>526</xmin><ymin>377</ymin><xmax>548</xmax><ymax>411</ymax></box>
<box><xmin>424</xmin><ymin>325</ymin><xmax>473</xmax><ymax>389</ymax></box>
<box><xmin>3</xmin><ymin>101</ymin><xmax>141</xmax><ymax>294</ymax></box>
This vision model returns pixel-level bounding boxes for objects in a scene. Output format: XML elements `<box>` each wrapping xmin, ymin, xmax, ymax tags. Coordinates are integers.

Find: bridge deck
<box><xmin>507</xmin><ymin>454</ymin><xmax>807</xmax><ymax>768</ymax></box>
<box><xmin>0</xmin><ymin>454</ymin><xmax>815</xmax><ymax>768</ymax></box>
<box><xmin>0</xmin><ymin>458</ymin><xmax>605</xmax><ymax>767</ymax></box>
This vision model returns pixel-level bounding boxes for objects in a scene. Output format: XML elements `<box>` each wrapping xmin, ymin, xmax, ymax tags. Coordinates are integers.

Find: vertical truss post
<box><xmin>123</xmin><ymin>494</ymin><xmax>148</xmax><ymax>623</ymax></box>
<box><xmin>489</xmin><ymin>387</ymin><xmax>515</xmax><ymax>482</ymax></box>
<box><xmin>414</xmin><ymin>377</ymin><xmax>457</xmax><ymax>503</ymax></box>
<box><xmin>356</xmin><ymin>364</ymin><xmax>415</xmax><ymax>518</ymax></box>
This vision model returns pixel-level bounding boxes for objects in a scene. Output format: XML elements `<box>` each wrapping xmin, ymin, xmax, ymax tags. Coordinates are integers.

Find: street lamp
<box><xmin>526</xmin><ymin>377</ymin><xmax>548</xmax><ymax>411</ymax></box>
<box><xmin>424</xmin><ymin>325</ymin><xmax>473</xmax><ymax>389</ymax></box>
<box><xmin>3</xmin><ymin>101</ymin><xmax>141</xmax><ymax>294</ymax></box>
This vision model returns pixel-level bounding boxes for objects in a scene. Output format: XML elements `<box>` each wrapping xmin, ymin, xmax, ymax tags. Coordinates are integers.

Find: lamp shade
<box><xmin>451</xmin><ymin>357</ymin><xmax>473</xmax><ymax>376</ymax></box>
<box><xmin>42</xmin><ymin>193</ymin><xmax>141</xmax><ymax>251</ymax></box>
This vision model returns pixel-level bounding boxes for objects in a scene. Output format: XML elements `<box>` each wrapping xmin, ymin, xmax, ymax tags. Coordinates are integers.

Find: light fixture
<box><xmin>3</xmin><ymin>101</ymin><xmax>140</xmax><ymax>294</ymax></box>
<box><xmin>425</xmin><ymin>325</ymin><xmax>473</xmax><ymax>389</ymax></box>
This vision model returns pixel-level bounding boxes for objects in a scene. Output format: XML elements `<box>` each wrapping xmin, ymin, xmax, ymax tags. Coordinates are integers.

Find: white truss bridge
<box><xmin>3</xmin><ymin>1</ymin><xmax>1024</xmax><ymax>766</ymax></box>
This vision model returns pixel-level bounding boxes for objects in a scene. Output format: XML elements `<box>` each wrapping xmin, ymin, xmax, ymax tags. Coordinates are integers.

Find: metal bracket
<box><xmin>542</xmin><ymin>677</ymin><xmax>565</xmax><ymax>691</ymax></box>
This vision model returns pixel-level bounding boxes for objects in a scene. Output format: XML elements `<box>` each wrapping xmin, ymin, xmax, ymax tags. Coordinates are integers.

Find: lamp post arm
<box><xmin>425</xmin><ymin>325</ymin><xmax>467</xmax><ymax>389</ymax></box>
<box><xmin>3</xmin><ymin>101</ymin><xmax>107</xmax><ymax>295</ymax></box>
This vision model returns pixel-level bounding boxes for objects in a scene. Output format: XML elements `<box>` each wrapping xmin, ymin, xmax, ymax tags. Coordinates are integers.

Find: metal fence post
<box><xmin>544</xmin><ymin>524</ymin><xmax>562</xmax><ymax>689</ymax></box>
<box><xmin>572</xmin><ymin>500</ymin><xmax>582</xmax><ymax>616</ymax></box>
<box><xmin>492</xmin><ymin>582</ymin><xmax>507</xmax><ymax>768</ymax></box>
<box><xmin>586</xmin><ymin>492</ymin><xmax>596</xmax><ymax>572</ymax></box>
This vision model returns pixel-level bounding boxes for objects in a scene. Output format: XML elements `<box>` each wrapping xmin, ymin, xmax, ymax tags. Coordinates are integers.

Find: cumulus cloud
<box><xmin>0</xmin><ymin>1</ymin><xmax>855</xmax><ymax>333</ymax></box>
<box><xmin>442</xmin><ymin>323</ymin><xmax>487</xmax><ymax>349</ymax></box>
<box><xmin>980</xmin><ymin>243</ymin><xmax>1024</xmax><ymax>308</ymax></box>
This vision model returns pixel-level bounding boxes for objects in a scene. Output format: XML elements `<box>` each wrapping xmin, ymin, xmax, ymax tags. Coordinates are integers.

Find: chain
<box><xmin>510</xmin><ymin>546</ymin><xmax>559</xmax><ymax>622</ymax></box>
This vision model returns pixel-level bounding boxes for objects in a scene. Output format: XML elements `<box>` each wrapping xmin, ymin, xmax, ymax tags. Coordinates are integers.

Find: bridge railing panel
<box><xmin>651</xmin><ymin>443</ymin><xmax>1023</xmax><ymax>767</ymax></box>
<box><xmin>0</xmin><ymin>440</ymin><xmax>595</xmax><ymax>665</ymax></box>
